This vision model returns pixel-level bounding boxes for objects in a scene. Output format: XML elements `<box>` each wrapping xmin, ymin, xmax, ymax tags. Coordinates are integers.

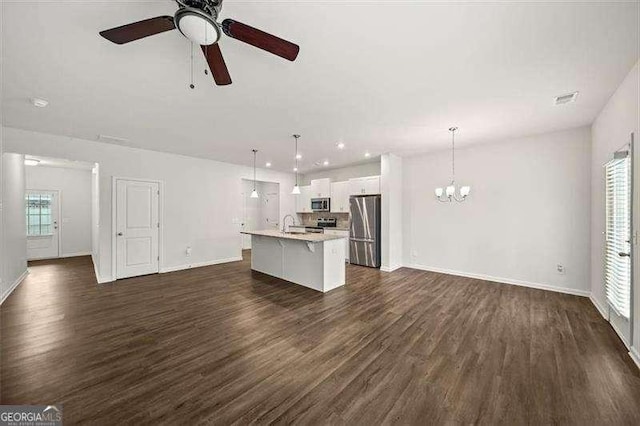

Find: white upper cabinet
<box><xmin>295</xmin><ymin>185</ymin><xmax>312</xmax><ymax>213</ymax></box>
<box><xmin>330</xmin><ymin>181</ymin><xmax>350</xmax><ymax>213</ymax></box>
<box><xmin>310</xmin><ymin>178</ymin><xmax>331</xmax><ymax>198</ymax></box>
<box><xmin>348</xmin><ymin>175</ymin><xmax>380</xmax><ymax>195</ymax></box>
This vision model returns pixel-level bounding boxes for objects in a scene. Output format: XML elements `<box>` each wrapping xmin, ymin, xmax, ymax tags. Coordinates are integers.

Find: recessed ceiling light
<box><xmin>364</xmin><ymin>152</ymin><xmax>371</xmax><ymax>158</ymax></box>
<box><xmin>293</xmin><ymin>167</ymin><xmax>298</xmax><ymax>172</ymax></box>
<box><xmin>31</xmin><ymin>98</ymin><xmax>48</xmax><ymax>108</ymax></box>
<box><xmin>296</xmin><ymin>154</ymin><xmax>302</xmax><ymax>160</ymax></box>
<box><xmin>337</xmin><ymin>142</ymin><xmax>345</xmax><ymax>149</ymax></box>
<box><xmin>323</xmin><ymin>160</ymin><xmax>329</xmax><ymax>166</ymax></box>
<box><xmin>265</xmin><ymin>162</ymin><xmax>271</xmax><ymax>167</ymax></box>
<box><xmin>24</xmin><ymin>159</ymin><xmax>40</xmax><ymax>166</ymax></box>
<box><xmin>554</xmin><ymin>91</ymin><xmax>578</xmax><ymax>105</ymax></box>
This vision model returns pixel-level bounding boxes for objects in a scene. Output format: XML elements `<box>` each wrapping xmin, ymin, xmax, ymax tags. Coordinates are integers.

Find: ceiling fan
<box><xmin>99</xmin><ymin>0</ymin><xmax>300</xmax><ymax>86</ymax></box>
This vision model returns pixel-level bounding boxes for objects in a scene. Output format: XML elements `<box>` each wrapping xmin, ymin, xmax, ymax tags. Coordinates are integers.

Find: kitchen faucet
<box><xmin>282</xmin><ymin>214</ymin><xmax>296</xmax><ymax>232</ymax></box>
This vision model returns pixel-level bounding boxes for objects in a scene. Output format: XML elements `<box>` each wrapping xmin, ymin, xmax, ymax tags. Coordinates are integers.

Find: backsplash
<box><xmin>297</xmin><ymin>212</ymin><xmax>350</xmax><ymax>229</ymax></box>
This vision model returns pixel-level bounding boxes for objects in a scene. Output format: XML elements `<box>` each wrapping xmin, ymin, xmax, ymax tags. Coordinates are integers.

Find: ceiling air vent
<box><xmin>98</xmin><ymin>134</ymin><xmax>130</xmax><ymax>145</ymax></box>
<box><xmin>554</xmin><ymin>91</ymin><xmax>578</xmax><ymax>105</ymax></box>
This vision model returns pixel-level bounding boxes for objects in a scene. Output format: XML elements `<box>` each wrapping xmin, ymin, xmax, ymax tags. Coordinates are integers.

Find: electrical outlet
<box><xmin>556</xmin><ymin>264</ymin><xmax>565</xmax><ymax>275</ymax></box>
<box><xmin>186</xmin><ymin>246</ymin><xmax>192</xmax><ymax>257</ymax></box>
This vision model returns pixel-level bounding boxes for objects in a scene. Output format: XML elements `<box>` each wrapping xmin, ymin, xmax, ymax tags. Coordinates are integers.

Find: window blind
<box><xmin>604</xmin><ymin>155</ymin><xmax>631</xmax><ymax>318</ymax></box>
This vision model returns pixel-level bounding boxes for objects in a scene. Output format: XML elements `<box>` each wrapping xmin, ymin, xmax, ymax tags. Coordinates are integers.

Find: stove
<box><xmin>317</xmin><ymin>218</ymin><xmax>337</xmax><ymax>228</ymax></box>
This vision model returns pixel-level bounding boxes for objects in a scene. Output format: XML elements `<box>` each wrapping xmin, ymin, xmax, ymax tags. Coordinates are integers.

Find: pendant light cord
<box><xmin>253</xmin><ymin>150</ymin><xmax>257</xmax><ymax>191</ymax></box>
<box><xmin>450</xmin><ymin>127</ymin><xmax>457</xmax><ymax>184</ymax></box>
<box><xmin>294</xmin><ymin>135</ymin><xmax>299</xmax><ymax>186</ymax></box>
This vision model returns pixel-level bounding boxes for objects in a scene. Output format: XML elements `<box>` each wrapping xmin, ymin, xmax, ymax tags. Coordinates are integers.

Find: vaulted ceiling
<box><xmin>2</xmin><ymin>0</ymin><xmax>638</xmax><ymax>172</ymax></box>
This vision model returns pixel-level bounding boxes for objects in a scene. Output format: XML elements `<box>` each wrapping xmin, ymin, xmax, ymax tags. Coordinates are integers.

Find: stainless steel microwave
<box><xmin>311</xmin><ymin>198</ymin><xmax>330</xmax><ymax>212</ymax></box>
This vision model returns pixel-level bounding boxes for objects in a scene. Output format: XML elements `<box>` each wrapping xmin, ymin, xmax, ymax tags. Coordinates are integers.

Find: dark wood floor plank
<box><xmin>2</xmin><ymin>253</ymin><xmax>640</xmax><ymax>424</ymax></box>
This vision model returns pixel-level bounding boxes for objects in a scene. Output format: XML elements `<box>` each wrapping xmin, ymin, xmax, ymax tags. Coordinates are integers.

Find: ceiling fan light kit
<box><xmin>99</xmin><ymin>0</ymin><xmax>299</xmax><ymax>86</ymax></box>
<box><xmin>175</xmin><ymin>7</ymin><xmax>221</xmax><ymax>46</ymax></box>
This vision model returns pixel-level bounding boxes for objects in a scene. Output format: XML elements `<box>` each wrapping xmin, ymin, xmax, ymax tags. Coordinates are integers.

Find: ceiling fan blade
<box><xmin>202</xmin><ymin>44</ymin><xmax>232</xmax><ymax>86</ymax></box>
<box><xmin>100</xmin><ymin>16</ymin><xmax>175</xmax><ymax>44</ymax></box>
<box><xmin>222</xmin><ymin>19</ymin><xmax>299</xmax><ymax>61</ymax></box>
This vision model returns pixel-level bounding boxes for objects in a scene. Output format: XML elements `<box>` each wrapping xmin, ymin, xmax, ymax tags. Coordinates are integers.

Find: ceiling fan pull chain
<box><xmin>189</xmin><ymin>42</ymin><xmax>195</xmax><ymax>89</ymax></box>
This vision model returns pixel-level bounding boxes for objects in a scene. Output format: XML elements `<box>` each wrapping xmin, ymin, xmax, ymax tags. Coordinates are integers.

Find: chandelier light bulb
<box><xmin>460</xmin><ymin>186</ymin><xmax>471</xmax><ymax>197</ymax></box>
<box><xmin>435</xmin><ymin>188</ymin><xmax>443</xmax><ymax>197</ymax></box>
<box><xmin>446</xmin><ymin>185</ymin><xmax>455</xmax><ymax>196</ymax></box>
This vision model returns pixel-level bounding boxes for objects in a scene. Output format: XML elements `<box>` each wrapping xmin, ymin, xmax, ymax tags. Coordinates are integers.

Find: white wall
<box><xmin>591</xmin><ymin>61</ymin><xmax>639</xmax><ymax>353</ymax></box>
<box><xmin>4</xmin><ymin>127</ymin><xmax>297</xmax><ymax>282</ymax></box>
<box><xmin>1</xmin><ymin>153</ymin><xmax>27</xmax><ymax>303</ymax></box>
<box><xmin>381</xmin><ymin>154</ymin><xmax>403</xmax><ymax>271</ymax></box>
<box><xmin>26</xmin><ymin>165</ymin><xmax>92</xmax><ymax>257</ymax></box>
<box><xmin>91</xmin><ymin>164</ymin><xmax>100</xmax><ymax>272</ymax></box>
<box><xmin>301</xmin><ymin>161</ymin><xmax>381</xmax><ymax>185</ymax></box>
<box><xmin>403</xmin><ymin>126</ymin><xmax>592</xmax><ymax>295</ymax></box>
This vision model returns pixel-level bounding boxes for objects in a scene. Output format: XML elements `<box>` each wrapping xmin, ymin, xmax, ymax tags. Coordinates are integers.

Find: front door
<box><xmin>115</xmin><ymin>179</ymin><xmax>159</xmax><ymax>279</ymax></box>
<box><xmin>26</xmin><ymin>190</ymin><xmax>59</xmax><ymax>260</ymax></box>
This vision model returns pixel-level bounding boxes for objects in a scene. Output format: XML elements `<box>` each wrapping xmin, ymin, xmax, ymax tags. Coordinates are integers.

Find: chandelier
<box><xmin>435</xmin><ymin>127</ymin><xmax>471</xmax><ymax>202</ymax></box>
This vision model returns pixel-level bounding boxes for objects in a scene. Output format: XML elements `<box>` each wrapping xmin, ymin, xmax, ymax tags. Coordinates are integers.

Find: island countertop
<box><xmin>240</xmin><ymin>229</ymin><xmax>347</xmax><ymax>242</ymax></box>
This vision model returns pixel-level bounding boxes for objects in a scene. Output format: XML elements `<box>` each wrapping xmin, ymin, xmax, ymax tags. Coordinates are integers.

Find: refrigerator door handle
<box><xmin>350</xmin><ymin>237</ymin><xmax>375</xmax><ymax>243</ymax></box>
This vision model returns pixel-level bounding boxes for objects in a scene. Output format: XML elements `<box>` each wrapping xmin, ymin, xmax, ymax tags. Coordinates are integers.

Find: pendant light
<box><xmin>435</xmin><ymin>127</ymin><xmax>471</xmax><ymax>202</ymax></box>
<box><xmin>250</xmin><ymin>149</ymin><xmax>259</xmax><ymax>198</ymax></box>
<box><xmin>291</xmin><ymin>134</ymin><xmax>301</xmax><ymax>195</ymax></box>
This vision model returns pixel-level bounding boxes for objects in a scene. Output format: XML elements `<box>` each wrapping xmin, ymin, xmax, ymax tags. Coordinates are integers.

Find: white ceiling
<box><xmin>2</xmin><ymin>1</ymin><xmax>638</xmax><ymax>173</ymax></box>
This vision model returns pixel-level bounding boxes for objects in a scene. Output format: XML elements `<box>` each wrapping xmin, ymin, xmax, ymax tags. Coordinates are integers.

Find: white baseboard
<box><xmin>404</xmin><ymin>263</ymin><xmax>590</xmax><ymax>297</ymax></box>
<box><xmin>159</xmin><ymin>256</ymin><xmax>243</xmax><ymax>274</ymax></box>
<box><xmin>629</xmin><ymin>347</ymin><xmax>640</xmax><ymax>370</ymax></box>
<box><xmin>0</xmin><ymin>269</ymin><xmax>29</xmax><ymax>305</ymax></box>
<box><xmin>381</xmin><ymin>264</ymin><xmax>402</xmax><ymax>272</ymax></box>
<box><xmin>60</xmin><ymin>251</ymin><xmax>92</xmax><ymax>258</ymax></box>
<box><xmin>589</xmin><ymin>295</ymin><xmax>609</xmax><ymax>320</ymax></box>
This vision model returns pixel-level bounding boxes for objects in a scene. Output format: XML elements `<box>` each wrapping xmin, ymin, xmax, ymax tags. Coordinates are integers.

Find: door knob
<box><xmin>618</xmin><ymin>252</ymin><xmax>631</xmax><ymax>257</ymax></box>
<box><xmin>117</xmin><ymin>232</ymin><xmax>123</xmax><ymax>236</ymax></box>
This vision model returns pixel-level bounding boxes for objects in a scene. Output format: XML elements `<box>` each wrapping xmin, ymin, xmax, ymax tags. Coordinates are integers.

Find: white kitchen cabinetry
<box><xmin>348</xmin><ymin>175</ymin><xmax>380</xmax><ymax>195</ymax></box>
<box><xmin>330</xmin><ymin>181</ymin><xmax>350</xmax><ymax>213</ymax></box>
<box><xmin>324</xmin><ymin>229</ymin><xmax>350</xmax><ymax>262</ymax></box>
<box><xmin>295</xmin><ymin>185</ymin><xmax>312</xmax><ymax>213</ymax></box>
<box><xmin>310</xmin><ymin>178</ymin><xmax>331</xmax><ymax>198</ymax></box>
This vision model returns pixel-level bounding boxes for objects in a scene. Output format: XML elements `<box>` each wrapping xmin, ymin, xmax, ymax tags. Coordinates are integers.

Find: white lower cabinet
<box><xmin>323</xmin><ymin>229</ymin><xmax>350</xmax><ymax>262</ymax></box>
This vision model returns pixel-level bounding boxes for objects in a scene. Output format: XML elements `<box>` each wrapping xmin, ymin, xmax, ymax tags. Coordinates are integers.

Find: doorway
<box><xmin>24</xmin><ymin>155</ymin><xmax>96</xmax><ymax>261</ymax></box>
<box><xmin>241</xmin><ymin>179</ymin><xmax>280</xmax><ymax>250</ymax></box>
<box><xmin>113</xmin><ymin>178</ymin><xmax>161</xmax><ymax>279</ymax></box>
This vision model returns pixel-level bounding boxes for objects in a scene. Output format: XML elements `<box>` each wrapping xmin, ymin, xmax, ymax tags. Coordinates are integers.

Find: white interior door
<box><xmin>264</xmin><ymin>191</ymin><xmax>279</xmax><ymax>230</ymax></box>
<box><xmin>116</xmin><ymin>179</ymin><xmax>159</xmax><ymax>279</ymax></box>
<box><xmin>26</xmin><ymin>190</ymin><xmax>59</xmax><ymax>260</ymax></box>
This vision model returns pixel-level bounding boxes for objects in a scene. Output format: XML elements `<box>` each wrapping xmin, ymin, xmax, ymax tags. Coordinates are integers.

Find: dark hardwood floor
<box><xmin>2</xmin><ymin>253</ymin><xmax>640</xmax><ymax>424</ymax></box>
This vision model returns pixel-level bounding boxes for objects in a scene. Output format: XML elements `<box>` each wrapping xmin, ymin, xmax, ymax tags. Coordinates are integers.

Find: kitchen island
<box><xmin>241</xmin><ymin>230</ymin><xmax>346</xmax><ymax>292</ymax></box>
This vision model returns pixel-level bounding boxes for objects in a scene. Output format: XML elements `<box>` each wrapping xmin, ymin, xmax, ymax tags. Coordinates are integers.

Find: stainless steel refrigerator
<box><xmin>349</xmin><ymin>194</ymin><xmax>381</xmax><ymax>268</ymax></box>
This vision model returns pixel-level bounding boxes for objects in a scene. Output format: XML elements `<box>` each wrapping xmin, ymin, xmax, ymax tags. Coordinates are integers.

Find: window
<box><xmin>604</xmin><ymin>154</ymin><xmax>631</xmax><ymax>318</ymax></box>
<box><xmin>25</xmin><ymin>193</ymin><xmax>54</xmax><ymax>236</ymax></box>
